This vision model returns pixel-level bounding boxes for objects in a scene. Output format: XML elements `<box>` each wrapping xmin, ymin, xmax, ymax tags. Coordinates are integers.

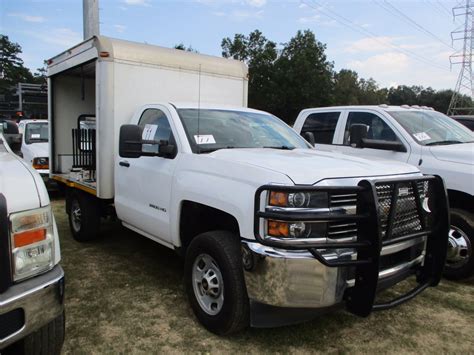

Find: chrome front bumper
<box><xmin>242</xmin><ymin>239</ymin><xmax>426</xmax><ymax>309</ymax></box>
<box><xmin>0</xmin><ymin>265</ymin><xmax>65</xmax><ymax>349</ymax></box>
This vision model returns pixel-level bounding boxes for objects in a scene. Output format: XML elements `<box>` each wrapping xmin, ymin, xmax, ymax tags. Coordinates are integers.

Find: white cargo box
<box><xmin>47</xmin><ymin>36</ymin><xmax>248</xmax><ymax>199</ymax></box>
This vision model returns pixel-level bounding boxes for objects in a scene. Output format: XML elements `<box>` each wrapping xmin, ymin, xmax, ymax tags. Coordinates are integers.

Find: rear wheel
<box><xmin>444</xmin><ymin>209</ymin><xmax>474</xmax><ymax>280</ymax></box>
<box><xmin>185</xmin><ymin>231</ymin><xmax>249</xmax><ymax>335</ymax></box>
<box><xmin>67</xmin><ymin>191</ymin><xmax>101</xmax><ymax>242</ymax></box>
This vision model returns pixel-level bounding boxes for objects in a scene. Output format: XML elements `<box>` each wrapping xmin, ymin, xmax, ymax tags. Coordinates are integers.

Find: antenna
<box><xmin>197</xmin><ymin>64</ymin><xmax>202</xmax><ymax>152</ymax></box>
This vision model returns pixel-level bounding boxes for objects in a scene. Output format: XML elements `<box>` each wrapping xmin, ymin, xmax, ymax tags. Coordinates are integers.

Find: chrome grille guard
<box><xmin>254</xmin><ymin>175</ymin><xmax>449</xmax><ymax>316</ymax></box>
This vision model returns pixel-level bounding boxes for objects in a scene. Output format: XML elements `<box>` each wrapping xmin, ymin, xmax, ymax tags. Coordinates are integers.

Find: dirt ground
<box><xmin>52</xmin><ymin>198</ymin><xmax>474</xmax><ymax>354</ymax></box>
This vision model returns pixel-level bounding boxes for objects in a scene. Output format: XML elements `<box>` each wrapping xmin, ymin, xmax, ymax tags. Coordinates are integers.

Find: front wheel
<box><xmin>185</xmin><ymin>231</ymin><xmax>249</xmax><ymax>335</ymax></box>
<box><xmin>444</xmin><ymin>209</ymin><xmax>474</xmax><ymax>280</ymax></box>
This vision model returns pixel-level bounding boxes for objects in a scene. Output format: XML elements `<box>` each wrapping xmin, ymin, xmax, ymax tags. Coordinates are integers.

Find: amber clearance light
<box><xmin>14</xmin><ymin>229</ymin><xmax>46</xmax><ymax>248</ymax></box>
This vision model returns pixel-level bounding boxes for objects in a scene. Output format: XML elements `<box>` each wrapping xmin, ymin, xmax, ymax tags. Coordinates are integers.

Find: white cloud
<box><xmin>114</xmin><ymin>24</ymin><xmax>127</xmax><ymax>33</ymax></box>
<box><xmin>122</xmin><ymin>0</ymin><xmax>151</xmax><ymax>6</ymax></box>
<box><xmin>24</xmin><ymin>28</ymin><xmax>82</xmax><ymax>48</ymax></box>
<box><xmin>245</xmin><ymin>0</ymin><xmax>266</xmax><ymax>7</ymax></box>
<box><xmin>345</xmin><ymin>36</ymin><xmax>398</xmax><ymax>53</ymax></box>
<box><xmin>212</xmin><ymin>9</ymin><xmax>263</xmax><ymax>20</ymax></box>
<box><xmin>347</xmin><ymin>52</ymin><xmax>410</xmax><ymax>73</ymax></box>
<box><xmin>8</xmin><ymin>13</ymin><xmax>46</xmax><ymax>23</ymax></box>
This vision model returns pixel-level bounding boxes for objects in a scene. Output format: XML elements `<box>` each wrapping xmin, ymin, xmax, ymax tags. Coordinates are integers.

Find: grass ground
<box><xmin>53</xmin><ymin>198</ymin><xmax>474</xmax><ymax>354</ymax></box>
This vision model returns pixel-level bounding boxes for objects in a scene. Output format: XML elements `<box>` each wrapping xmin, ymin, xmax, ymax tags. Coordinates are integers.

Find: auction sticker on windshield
<box><xmin>194</xmin><ymin>135</ymin><xmax>216</xmax><ymax>144</ymax></box>
<box><xmin>413</xmin><ymin>132</ymin><xmax>431</xmax><ymax>141</ymax></box>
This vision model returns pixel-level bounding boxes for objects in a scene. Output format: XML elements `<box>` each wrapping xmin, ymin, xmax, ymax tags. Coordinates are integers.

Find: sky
<box><xmin>0</xmin><ymin>0</ymin><xmax>465</xmax><ymax>90</ymax></box>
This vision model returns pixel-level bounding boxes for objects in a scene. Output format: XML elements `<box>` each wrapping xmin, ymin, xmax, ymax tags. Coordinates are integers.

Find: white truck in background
<box><xmin>0</xmin><ymin>124</ymin><xmax>65</xmax><ymax>353</ymax></box>
<box><xmin>48</xmin><ymin>36</ymin><xmax>449</xmax><ymax>334</ymax></box>
<box><xmin>17</xmin><ymin>119</ymin><xmax>50</xmax><ymax>180</ymax></box>
<box><xmin>294</xmin><ymin>105</ymin><xmax>474</xmax><ymax>279</ymax></box>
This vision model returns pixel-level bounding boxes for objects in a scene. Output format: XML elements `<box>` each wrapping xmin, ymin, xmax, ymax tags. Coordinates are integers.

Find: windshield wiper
<box><xmin>263</xmin><ymin>146</ymin><xmax>295</xmax><ymax>150</ymax></box>
<box><xmin>425</xmin><ymin>140</ymin><xmax>463</xmax><ymax>146</ymax></box>
<box><xmin>197</xmin><ymin>146</ymin><xmax>252</xmax><ymax>154</ymax></box>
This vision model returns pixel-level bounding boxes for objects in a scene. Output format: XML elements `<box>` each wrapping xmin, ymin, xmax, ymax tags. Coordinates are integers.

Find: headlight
<box><xmin>10</xmin><ymin>206</ymin><xmax>55</xmax><ymax>281</ymax></box>
<box><xmin>267</xmin><ymin>190</ymin><xmax>328</xmax><ymax>239</ymax></box>
<box><xmin>32</xmin><ymin>157</ymin><xmax>49</xmax><ymax>170</ymax></box>
<box><xmin>269</xmin><ymin>191</ymin><xmax>328</xmax><ymax>208</ymax></box>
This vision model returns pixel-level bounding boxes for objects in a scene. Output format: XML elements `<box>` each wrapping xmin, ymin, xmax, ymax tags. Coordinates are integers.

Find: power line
<box><xmin>376</xmin><ymin>0</ymin><xmax>454</xmax><ymax>50</ymax></box>
<box><xmin>301</xmin><ymin>0</ymin><xmax>451</xmax><ymax>72</ymax></box>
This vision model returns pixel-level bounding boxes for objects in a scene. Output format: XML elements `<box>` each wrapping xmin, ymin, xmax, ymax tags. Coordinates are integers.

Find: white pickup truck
<box><xmin>294</xmin><ymin>105</ymin><xmax>474</xmax><ymax>279</ymax></box>
<box><xmin>17</xmin><ymin>119</ymin><xmax>50</xmax><ymax>180</ymax></box>
<box><xmin>48</xmin><ymin>36</ymin><xmax>449</xmax><ymax>334</ymax></box>
<box><xmin>0</xmin><ymin>126</ymin><xmax>64</xmax><ymax>353</ymax></box>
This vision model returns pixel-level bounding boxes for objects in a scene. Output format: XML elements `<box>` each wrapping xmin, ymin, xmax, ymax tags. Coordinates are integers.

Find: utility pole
<box><xmin>83</xmin><ymin>0</ymin><xmax>100</xmax><ymax>40</ymax></box>
<box><xmin>448</xmin><ymin>0</ymin><xmax>474</xmax><ymax>115</ymax></box>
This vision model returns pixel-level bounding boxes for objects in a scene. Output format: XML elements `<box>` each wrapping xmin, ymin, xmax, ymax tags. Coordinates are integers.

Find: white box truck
<box><xmin>48</xmin><ymin>36</ymin><xmax>449</xmax><ymax>334</ymax></box>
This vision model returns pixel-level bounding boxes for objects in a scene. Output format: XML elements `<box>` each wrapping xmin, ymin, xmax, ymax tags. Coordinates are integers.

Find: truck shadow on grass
<box><xmin>52</xmin><ymin>200</ymin><xmax>474</xmax><ymax>353</ymax></box>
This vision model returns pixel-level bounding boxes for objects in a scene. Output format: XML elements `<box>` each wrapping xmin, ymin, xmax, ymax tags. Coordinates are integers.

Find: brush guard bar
<box><xmin>254</xmin><ymin>175</ymin><xmax>449</xmax><ymax>317</ymax></box>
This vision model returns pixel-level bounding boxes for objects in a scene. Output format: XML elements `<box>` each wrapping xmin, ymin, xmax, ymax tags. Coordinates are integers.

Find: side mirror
<box><xmin>303</xmin><ymin>131</ymin><xmax>316</xmax><ymax>146</ymax></box>
<box><xmin>119</xmin><ymin>124</ymin><xmax>143</xmax><ymax>158</ymax></box>
<box><xmin>362</xmin><ymin>139</ymin><xmax>407</xmax><ymax>153</ymax></box>
<box><xmin>158</xmin><ymin>140</ymin><xmax>176</xmax><ymax>158</ymax></box>
<box><xmin>119</xmin><ymin>124</ymin><xmax>176</xmax><ymax>158</ymax></box>
<box><xmin>350</xmin><ymin>124</ymin><xmax>368</xmax><ymax>148</ymax></box>
<box><xmin>4</xmin><ymin>134</ymin><xmax>23</xmax><ymax>156</ymax></box>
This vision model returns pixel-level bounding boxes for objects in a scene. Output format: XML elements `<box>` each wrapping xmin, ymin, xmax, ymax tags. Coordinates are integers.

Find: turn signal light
<box><xmin>269</xmin><ymin>192</ymin><xmax>288</xmax><ymax>207</ymax></box>
<box><xmin>14</xmin><ymin>229</ymin><xmax>46</xmax><ymax>248</ymax></box>
<box><xmin>268</xmin><ymin>220</ymin><xmax>289</xmax><ymax>237</ymax></box>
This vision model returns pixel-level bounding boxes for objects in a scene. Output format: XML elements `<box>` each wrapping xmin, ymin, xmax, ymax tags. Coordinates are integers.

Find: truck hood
<box><xmin>210</xmin><ymin>148</ymin><xmax>419</xmax><ymax>185</ymax></box>
<box><xmin>429</xmin><ymin>143</ymin><xmax>474</xmax><ymax>166</ymax></box>
<box><xmin>0</xmin><ymin>149</ymin><xmax>41</xmax><ymax>213</ymax></box>
<box><xmin>25</xmin><ymin>142</ymin><xmax>49</xmax><ymax>158</ymax></box>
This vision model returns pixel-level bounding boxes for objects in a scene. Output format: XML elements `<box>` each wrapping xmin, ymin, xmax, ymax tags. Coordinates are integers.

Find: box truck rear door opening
<box><xmin>47</xmin><ymin>35</ymin><xmax>248</xmax><ymax>200</ymax></box>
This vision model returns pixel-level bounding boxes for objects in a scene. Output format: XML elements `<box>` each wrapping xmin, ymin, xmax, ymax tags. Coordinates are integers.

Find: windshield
<box><xmin>178</xmin><ymin>109</ymin><xmax>310</xmax><ymax>153</ymax></box>
<box><xmin>25</xmin><ymin>122</ymin><xmax>48</xmax><ymax>144</ymax></box>
<box><xmin>389</xmin><ymin>110</ymin><xmax>474</xmax><ymax>146</ymax></box>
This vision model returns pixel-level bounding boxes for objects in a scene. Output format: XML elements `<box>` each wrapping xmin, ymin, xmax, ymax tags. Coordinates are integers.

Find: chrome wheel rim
<box><xmin>71</xmin><ymin>199</ymin><xmax>82</xmax><ymax>233</ymax></box>
<box><xmin>192</xmin><ymin>254</ymin><xmax>224</xmax><ymax>315</ymax></box>
<box><xmin>446</xmin><ymin>225</ymin><xmax>472</xmax><ymax>269</ymax></box>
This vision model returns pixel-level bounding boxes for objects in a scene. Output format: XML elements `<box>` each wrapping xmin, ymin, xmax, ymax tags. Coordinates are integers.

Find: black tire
<box><xmin>7</xmin><ymin>311</ymin><xmax>65</xmax><ymax>355</ymax></box>
<box><xmin>444</xmin><ymin>208</ymin><xmax>474</xmax><ymax>280</ymax></box>
<box><xmin>185</xmin><ymin>231</ymin><xmax>249</xmax><ymax>335</ymax></box>
<box><xmin>67</xmin><ymin>191</ymin><xmax>101</xmax><ymax>242</ymax></box>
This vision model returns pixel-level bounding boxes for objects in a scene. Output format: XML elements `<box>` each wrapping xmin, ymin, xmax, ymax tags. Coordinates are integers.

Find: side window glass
<box><xmin>138</xmin><ymin>109</ymin><xmax>175</xmax><ymax>155</ymax></box>
<box><xmin>301</xmin><ymin>112</ymin><xmax>340</xmax><ymax>144</ymax></box>
<box><xmin>344</xmin><ymin>112</ymin><xmax>398</xmax><ymax>145</ymax></box>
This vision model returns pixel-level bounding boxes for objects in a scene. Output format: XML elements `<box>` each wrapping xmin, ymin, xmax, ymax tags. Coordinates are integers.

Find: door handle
<box><xmin>119</xmin><ymin>161</ymin><xmax>130</xmax><ymax>168</ymax></box>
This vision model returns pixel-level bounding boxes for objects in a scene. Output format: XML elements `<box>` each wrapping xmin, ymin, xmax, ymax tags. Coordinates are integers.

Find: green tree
<box><xmin>333</xmin><ymin>69</ymin><xmax>360</xmax><ymax>105</ymax></box>
<box><xmin>222</xmin><ymin>30</ymin><xmax>278</xmax><ymax>114</ymax></box>
<box><xmin>0</xmin><ymin>34</ymin><xmax>34</xmax><ymax>94</ymax></box>
<box><xmin>273</xmin><ymin>30</ymin><xmax>334</xmax><ymax>122</ymax></box>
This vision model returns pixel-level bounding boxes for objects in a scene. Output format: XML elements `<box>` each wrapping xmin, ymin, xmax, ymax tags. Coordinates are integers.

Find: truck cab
<box><xmin>294</xmin><ymin>105</ymin><xmax>474</xmax><ymax>279</ymax></box>
<box><xmin>17</xmin><ymin>119</ymin><xmax>50</xmax><ymax>181</ymax></box>
<box><xmin>0</xmin><ymin>132</ymin><xmax>65</xmax><ymax>353</ymax></box>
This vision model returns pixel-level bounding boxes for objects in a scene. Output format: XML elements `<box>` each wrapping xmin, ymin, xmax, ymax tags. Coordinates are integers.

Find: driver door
<box><xmin>336</xmin><ymin>110</ymin><xmax>411</xmax><ymax>163</ymax></box>
<box><xmin>115</xmin><ymin>106</ymin><xmax>179</xmax><ymax>245</ymax></box>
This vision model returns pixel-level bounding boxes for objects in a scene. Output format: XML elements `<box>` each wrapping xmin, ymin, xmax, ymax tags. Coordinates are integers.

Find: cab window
<box><xmin>301</xmin><ymin>112</ymin><xmax>341</xmax><ymax>144</ymax></box>
<box><xmin>344</xmin><ymin>112</ymin><xmax>398</xmax><ymax>145</ymax></box>
<box><xmin>138</xmin><ymin>109</ymin><xmax>176</xmax><ymax>155</ymax></box>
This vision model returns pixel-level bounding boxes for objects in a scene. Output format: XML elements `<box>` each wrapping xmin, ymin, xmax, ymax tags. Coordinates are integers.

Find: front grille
<box><xmin>329</xmin><ymin>193</ymin><xmax>358</xmax><ymax>240</ymax></box>
<box><xmin>376</xmin><ymin>181</ymin><xmax>430</xmax><ymax>240</ymax></box>
<box><xmin>0</xmin><ymin>309</ymin><xmax>24</xmax><ymax>340</ymax></box>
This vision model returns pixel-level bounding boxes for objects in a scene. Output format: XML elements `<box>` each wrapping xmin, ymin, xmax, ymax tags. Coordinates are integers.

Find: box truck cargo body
<box><xmin>48</xmin><ymin>36</ymin><xmax>248</xmax><ymax>198</ymax></box>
